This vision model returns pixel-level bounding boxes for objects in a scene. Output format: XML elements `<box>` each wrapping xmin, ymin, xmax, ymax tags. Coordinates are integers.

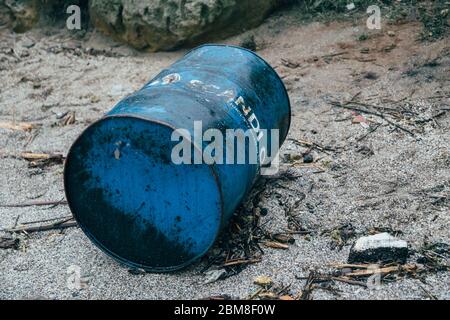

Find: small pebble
<box><xmin>21</xmin><ymin>37</ymin><xmax>35</xmax><ymax>49</ymax></box>
<box><xmin>363</xmin><ymin>71</ymin><xmax>378</xmax><ymax>80</ymax></box>
<box><xmin>387</xmin><ymin>31</ymin><xmax>396</xmax><ymax>37</ymax></box>
<box><xmin>260</xmin><ymin>207</ymin><xmax>268</xmax><ymax>216</ymax></box>
<box><xmin>254</xmin><ymin>276</ymin><xmax>272</xmax><ymax>287</ymax></box>
<box><xmin>303</xmin><ymin>153</ymin><xmax>314</xmax><ymax>163</ymax></box>
<box><xmin>349</xmin><ymin>233</ymin><xmax>408</xmax><ymax>264</ymax></box>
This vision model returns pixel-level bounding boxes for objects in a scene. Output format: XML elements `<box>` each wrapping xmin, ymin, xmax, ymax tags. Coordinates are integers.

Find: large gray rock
<box><xmin>89</xmin><ymin>0</ymin><xmax>282</xmax><ymax>51</ymax></box>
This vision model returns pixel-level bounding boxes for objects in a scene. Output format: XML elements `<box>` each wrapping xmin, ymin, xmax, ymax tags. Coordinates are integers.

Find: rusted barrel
<box><xmin>64</xmin><ymin>45</ymin><xmax>290</xmax><ymax>272</ymax></box>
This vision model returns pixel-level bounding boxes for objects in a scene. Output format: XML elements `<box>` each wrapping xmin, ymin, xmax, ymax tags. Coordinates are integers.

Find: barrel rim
<box><xmin>63</xmin><ymin>114</ymin><xmax>225</xmax><ymax>272</ymax></box>
<box><xmin>184</xmin><ymin>44</ymin><xmax>292</xmax><ymax>143</ymax></box>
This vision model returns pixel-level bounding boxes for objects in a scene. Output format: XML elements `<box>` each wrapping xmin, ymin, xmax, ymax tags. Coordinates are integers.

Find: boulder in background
<box><xmin>89</xmin><ymin>0</ymin><xmax>282</xmax><ymax>51</ymax></box>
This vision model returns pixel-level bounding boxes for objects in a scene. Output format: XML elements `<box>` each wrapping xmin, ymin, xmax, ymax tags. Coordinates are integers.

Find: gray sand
<box><xmin>0</xmin><ymin>10</ymin><xmax>449</xmax><ymax>299</ymax></box>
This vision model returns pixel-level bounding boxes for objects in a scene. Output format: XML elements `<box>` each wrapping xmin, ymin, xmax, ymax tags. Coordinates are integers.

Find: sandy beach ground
<box><xmin>0</xmin><ymin>7</ymin><xmax>449</xmax><ymax>299</ymax></box>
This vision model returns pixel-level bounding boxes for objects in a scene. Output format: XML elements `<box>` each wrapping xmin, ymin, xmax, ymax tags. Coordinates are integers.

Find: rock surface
<box><xmin>0</xmin><ymin>3</ymin><xmax>12</xmax><ymax>27</ymax></box>
<box><xmin>1</xmin><ymin>0</ymin><xmax>90</xmax><ymax>32</ymax></box>
<box><xmin>89</xmin><ymin>0</ymin><xmax>281</xmax><ymax>50</ymax></box>
<box><xmin>348</xmin><ymin>233</ymin><xmax>408</xmax><ymax>264</ymax></box>
<box><xmin>1</xmin><ymin>0</ymin><xmax>40</xmax><ymax>32</ymax></box>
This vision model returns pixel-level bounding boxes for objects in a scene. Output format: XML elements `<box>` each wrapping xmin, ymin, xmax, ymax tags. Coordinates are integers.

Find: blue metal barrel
<box><xmin>64</xmin><ymin>45</ymin><xmax>290</xmax><ymax>272</ymax></box>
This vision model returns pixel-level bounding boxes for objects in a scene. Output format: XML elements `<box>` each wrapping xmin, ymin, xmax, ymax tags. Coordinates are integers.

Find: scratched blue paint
<box><xmin>64</xmin><ymin>45</ymin><xmax>291</xmax><ymax>272</ymax></box>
